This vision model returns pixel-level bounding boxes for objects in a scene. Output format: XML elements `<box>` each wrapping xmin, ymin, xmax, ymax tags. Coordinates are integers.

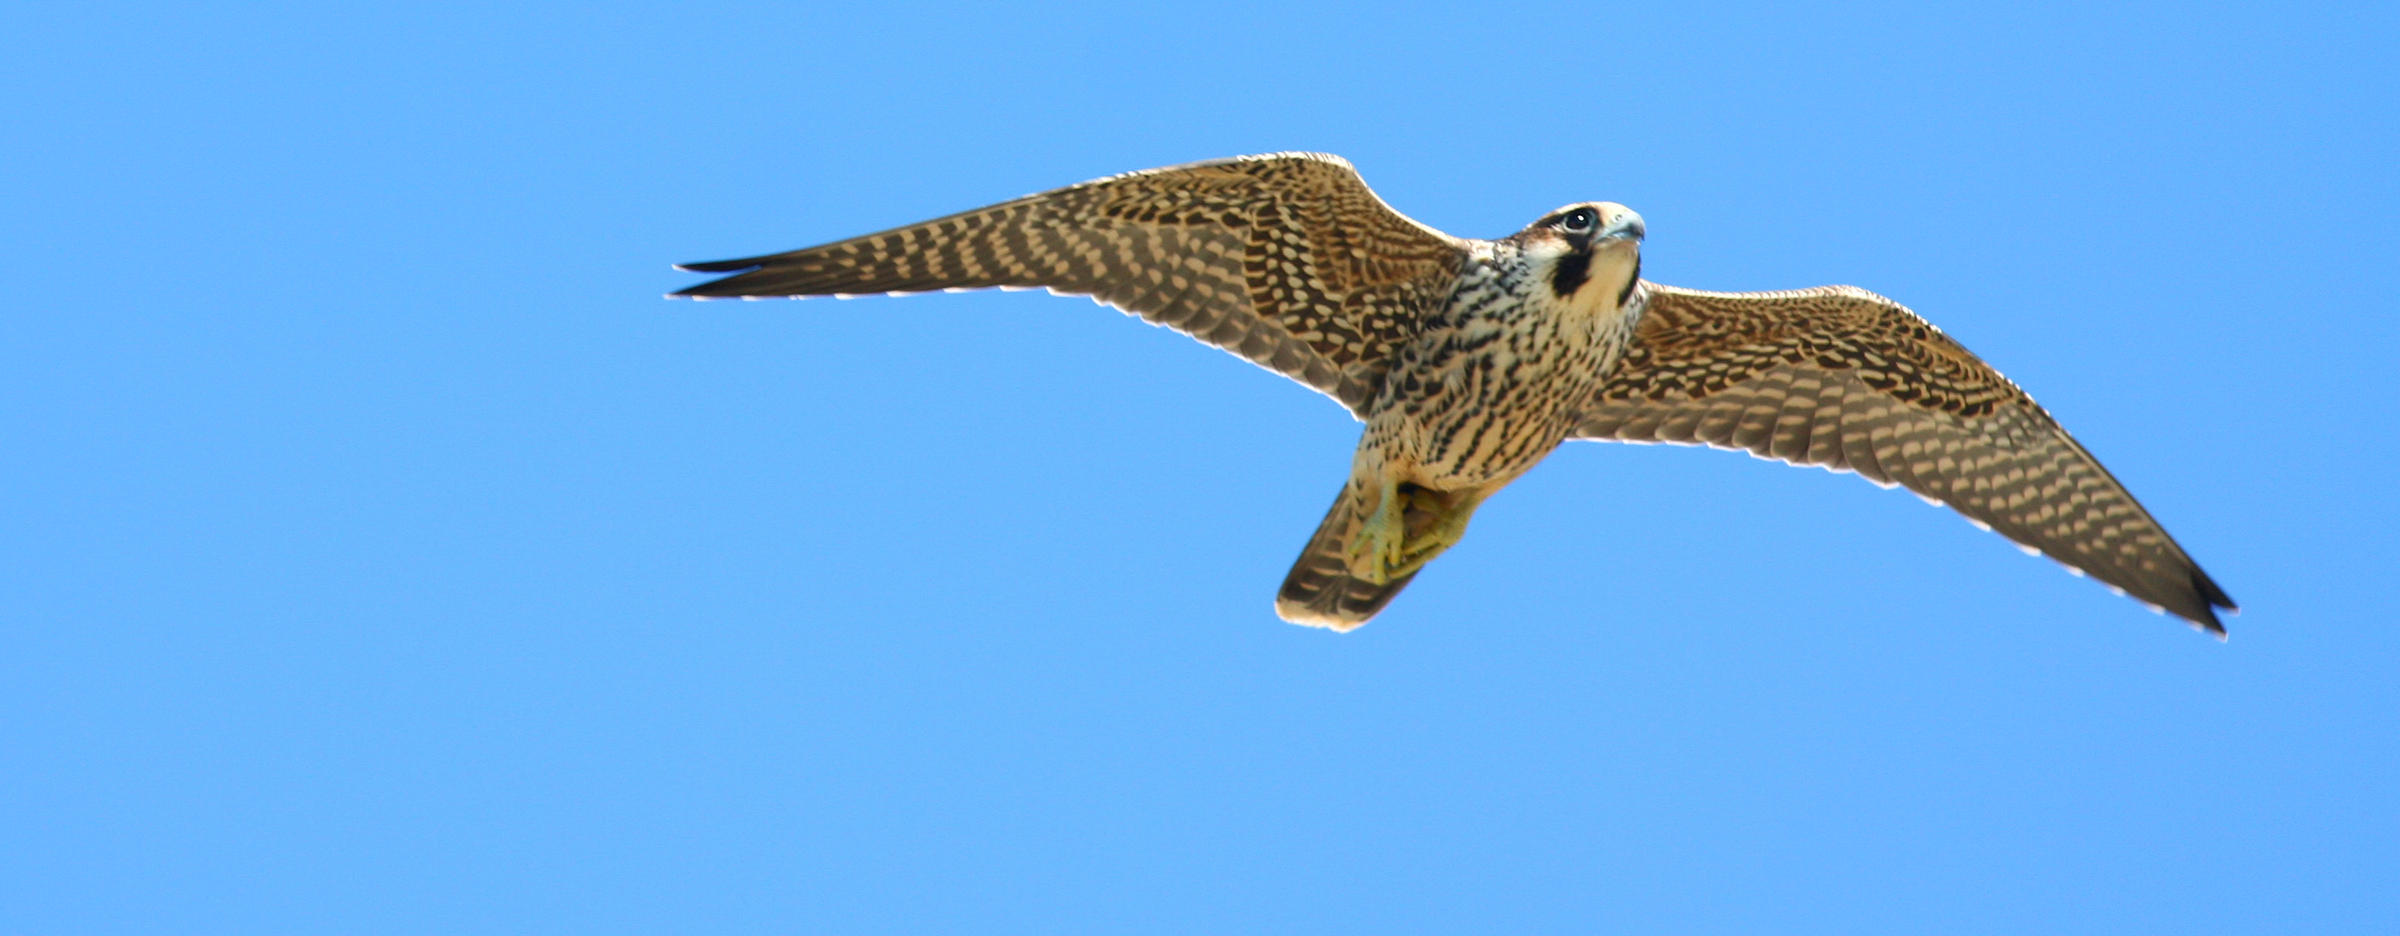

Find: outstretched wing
<box><xmin>1575</xmin><ymin>283</ymin><xmax>2236</xmax><ymax>632</ymax></box>
<box><xmin>673</xmin><ymin>153</ymin><xmax>1467</xmax><ymax>417</ymax></box>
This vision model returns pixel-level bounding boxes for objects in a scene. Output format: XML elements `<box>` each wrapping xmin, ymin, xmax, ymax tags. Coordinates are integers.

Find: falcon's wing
<box><xmin>1574</xmin><ymin>283</ymin><xmax>2235</xmax><ymax>632</ymax></box>
<box><xmin>673</xmin><ymin>153</ymin><xmax>1467</xmax><ymax>417</ymax></box>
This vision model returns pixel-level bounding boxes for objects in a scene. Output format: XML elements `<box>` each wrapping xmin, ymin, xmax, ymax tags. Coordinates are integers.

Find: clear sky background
<box><xmin>5</xmin><ymin>2</ymin><xmax>2395</xmax><ymax>932</ymax></box>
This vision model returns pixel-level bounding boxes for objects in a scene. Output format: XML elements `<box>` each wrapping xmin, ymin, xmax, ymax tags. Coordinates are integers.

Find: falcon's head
<box><xmin>1517</xmin><ymin>201</ymin><xmax>1645</xmax><ymax>314</ymax></box>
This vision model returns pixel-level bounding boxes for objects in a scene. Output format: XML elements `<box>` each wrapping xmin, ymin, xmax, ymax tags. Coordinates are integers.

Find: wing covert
<box><xmin>673</xmin><ymin>153</ymin><xmax>1467</xmax><ymax>416</ymax></box>
<box><xmin>1576</xmin><ymin>283</ymin><xmax>2236</xmax><ymax>632</ymax></box>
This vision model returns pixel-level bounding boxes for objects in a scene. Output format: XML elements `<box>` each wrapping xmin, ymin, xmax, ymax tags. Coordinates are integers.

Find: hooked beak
<box><xmin>1600</xmin><ymin>208</ymin><xmax>1646</xmax><ymax>244</ymax></box>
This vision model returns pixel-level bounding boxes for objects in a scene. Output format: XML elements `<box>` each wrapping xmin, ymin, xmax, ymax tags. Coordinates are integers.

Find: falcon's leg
<box><xmin>1387</xmin><ymin>484</ymin><xmax>1486</xmax><ymax>581</ymax></box>
<box><xmin>1346</xmin><ymin>475</ymin><xmax>1406</xmax><ymax>584</ymax></box>
<box><xmin>1346</xmin><ymin>478</ymin><xmax>1485</xmax><ymax>585</ymax></box>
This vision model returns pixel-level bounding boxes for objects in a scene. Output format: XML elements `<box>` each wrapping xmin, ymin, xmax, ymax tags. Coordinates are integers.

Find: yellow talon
<box><xmin>1347</xmin><ymin>481</ymin><xmax>1486</xmax><ymax>584</ymax></box>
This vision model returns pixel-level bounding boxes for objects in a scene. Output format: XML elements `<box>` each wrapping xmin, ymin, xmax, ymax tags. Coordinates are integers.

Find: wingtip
<box><xmin>2190</xmin><ymin>567</ymin><xmax>2236</xmax><ymax>638</ymax></box>
<box><xmin>2193</xmin><ymin>568</ymin><xmax>2237</xmax><ymax>613</ymax></box>
<box><xmin>673</xmin><ymin>257</ymin><xmax>768</xmax><ymax>274</ymax></box>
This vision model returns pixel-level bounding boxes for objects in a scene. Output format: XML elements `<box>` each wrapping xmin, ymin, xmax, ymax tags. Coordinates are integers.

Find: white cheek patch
<box><xmin>1520</xmin><ymin>237</ymin><xmax>1571</xmax><ymax>266</ymax></box>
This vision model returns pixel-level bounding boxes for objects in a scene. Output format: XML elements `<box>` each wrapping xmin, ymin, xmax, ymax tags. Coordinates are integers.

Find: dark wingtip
<box><xmin>673</xmin><ymin>257</ymin><xmax>768</xmax><ymax>274</ymax></box>
<box><xmin>2193</xmin><ymin>568</ymin><xmax>2237</xmax><ymax>612</ymax></box>
<box><xmin>2188</xmin><ymin>567</ymin><xmax>2236</xmax><ymax>638</ymax></box>
<box><xmin>668</xmin><ymin>257</ymin><xmax>774</xmax><ymax>299</ymax></box>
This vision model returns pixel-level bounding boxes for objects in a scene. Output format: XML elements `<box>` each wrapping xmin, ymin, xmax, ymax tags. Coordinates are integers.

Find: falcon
<box><xmin>672</xmin><ymin>153</ymin><xmax>2236</xmax><ymax>635</ymax></box>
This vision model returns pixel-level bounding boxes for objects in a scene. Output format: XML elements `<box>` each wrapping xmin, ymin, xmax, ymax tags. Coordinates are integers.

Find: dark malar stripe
<box><xmin>1549</xmin><ymin>250</ymin><xmax>1591</xmax><ymax>298</ymax></box>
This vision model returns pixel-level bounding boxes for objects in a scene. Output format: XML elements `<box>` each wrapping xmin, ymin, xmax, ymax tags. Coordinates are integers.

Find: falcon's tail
<box><xmin>1276</xmin><ymin>478</ymin><xmax>1481</xmax><ymax>630</ymax></box>
<box><xmin>1276</xmin><ymin>484</ymin><xmax>1417</xmax><ymax>630</ymax></box>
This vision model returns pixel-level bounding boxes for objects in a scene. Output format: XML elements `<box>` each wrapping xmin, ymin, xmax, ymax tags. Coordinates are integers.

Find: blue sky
<box><xmin>4</xmin><ymin>1</ymin><xmax>2396</xmax><ymax>932</ymax></box>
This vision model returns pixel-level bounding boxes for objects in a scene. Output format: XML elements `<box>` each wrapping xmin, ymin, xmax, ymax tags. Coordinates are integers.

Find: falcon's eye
<box><xmin>1560</xmin><ymin>208</ymin><xmax>1596</xmax><ymax>234</ymax></box>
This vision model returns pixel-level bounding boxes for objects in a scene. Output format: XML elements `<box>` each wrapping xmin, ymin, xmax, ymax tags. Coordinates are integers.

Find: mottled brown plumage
<box><xmin>673</xmin><ymin>153</ymin><xmax>2235</xmax><ymax>635</ymax></box>
<box><xmin>676</xmin><ymin>154</ymin><xmax>1462</xmax><ymax>416</ymax></box>
<box><xmin>1577</xmin><ymin>285</ymin><xmax>2234</xmax><ymax>631</ymax></box>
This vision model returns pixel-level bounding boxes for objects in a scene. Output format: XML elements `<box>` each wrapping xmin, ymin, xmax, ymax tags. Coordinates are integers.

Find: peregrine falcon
<box><xmin>673</xmin><ymin>153</ymin><xmax>2236</xmax><ymax>635</ymax></box>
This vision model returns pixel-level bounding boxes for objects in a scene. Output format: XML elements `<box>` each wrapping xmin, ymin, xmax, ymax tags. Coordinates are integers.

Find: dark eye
<box><xmin>1560</xmin><ymin>208</ymin><xmax>1596</xmax><ymax>233</ymax></box>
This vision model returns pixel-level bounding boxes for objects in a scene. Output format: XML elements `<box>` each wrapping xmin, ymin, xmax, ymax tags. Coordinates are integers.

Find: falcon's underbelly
<box><xmin>1366</xmin><ymin>281</ymin><xmax>1644</xmax><ymax>490</ymax></box>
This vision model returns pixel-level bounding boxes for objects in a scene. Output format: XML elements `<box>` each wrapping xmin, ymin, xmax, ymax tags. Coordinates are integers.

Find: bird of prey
<box><xmin>672</xmin><ymin>153</ymin><xmax>2235</xmax><ymax>635</ymax></box>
